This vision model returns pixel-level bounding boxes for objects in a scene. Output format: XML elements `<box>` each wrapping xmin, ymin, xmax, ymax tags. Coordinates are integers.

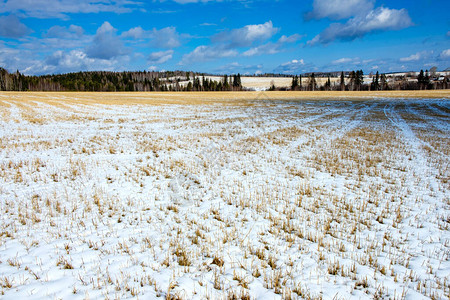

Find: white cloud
<box><xmin>0</xmin><ymin>15</ymin><xmax>30</xmax><ymax>38</ymax></box>
<box><xmin>0</xmin><ymin>0</ymin><xmax>141</xmax><ymax>19</ymax></box>
<box><xmin>306</xmin><ymin>0</ymin><xmax>374</xmax><ymax>20</ymax></box>
<box><xmin>85</xmin><ymin>22</ymin><xmax>128</xmax><ymax>60</ymax></box>
<box><xmin>400</xmin><ymin>53</ymin><xmax>421</xmax><ymax>62</ymax></box>
<box><xmin>178</xmin><ymin>21</ymin><xmax>285</xmax><ymax>64</ymax></box>
<box><xmin>45</xmin><ymin>24</ymin><xmax>84</xmax><ymax>38</ymax></box>
<box><xmin>122</xmin><ymin>26</ymin><xmax>183</xmax><ymax>49</ymax></box>
<box><xmin>308</xmin><ymin>7</ymin><xmax>413</xmax><ymax>45</ymax></box>
<box><xmin>25</xmin><ymin>49</ymin><xmax>129</xmax><ymax>75</ymax></box>
<box><xmin>148</xmin><ymin>50</ymin><xmax>174</xmax><ymax>64</ymax></box>
<box><xmin>243</xmin><ymin>33</ymin><xmax>303</xmax><ymax>57</ymax></box>
<box><xmin>243</xmin><ymin>43</ymin><xmax>281</xmax><ymax>57</ymax></box>
<box><xmin>122</xmin><ymin>26</ymin><xmax>148</xmax><ymax>39</ymax></box>
<box><xmin>439</xmin><ymin>49</ymin><xmax>450</xmax><ymax>60</ymax></box>
<box><xmin>180</xmin><ymin>45</ymin><xmax>237</xmax><ymax>65</ymax></box>
<box><xmin>399</xmin><ymin>51</ymin><xmax>435</xmax><ymax>63</ymax></box>
<box><xmin>213</xmin><ymin>21</ymin><xmax>278</xmax><ymax>47</ymax></box>
<box><xmin>45</xmin><ymin>50</ymin><xmax>95</xmax><ymax>71</ymax></box>
<box><xmin>278</xmin><ymin>34</ymin><xmax>304</xmax><ymax>43</ymax></box>
<box><xmin>0</xmin><ymin>45</ymin><xmax>37</xmax><ymax>73</ymax></box>
<box><xmin>332</xmin><ymin>57</ymin><xmax>354</xmax><ymax>64</ymax></box>
<box><xmin>150</xmin><ymin>27</ymin><xmax>182</xmax><ymax>49</ymax></box>
<box><xmin>273</xmin><ymin>59</ymin><xmax>309</xmax><ymax>74</ymax></box>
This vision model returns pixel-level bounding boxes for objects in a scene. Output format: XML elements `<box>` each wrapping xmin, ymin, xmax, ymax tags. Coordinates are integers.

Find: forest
<box><xmin>0</xmin><ymin>68</ymin><xmax>243</xmax><ymax>92</ymax></box>
<box><xmin>0</xmin><ymin>67</ymin><xmax>448</xmax><ymax>92</ymax></box>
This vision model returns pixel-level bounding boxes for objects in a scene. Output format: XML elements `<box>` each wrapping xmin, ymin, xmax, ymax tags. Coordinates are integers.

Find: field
<box><xmin>0</xmin><ymin>91</ymin><xmax>449</xmax><ymax>299</ymax></box>
<box><xmin>189</xmin><ymin>77</ymin><xmax>350</xmax><ymax>91</ymax></box>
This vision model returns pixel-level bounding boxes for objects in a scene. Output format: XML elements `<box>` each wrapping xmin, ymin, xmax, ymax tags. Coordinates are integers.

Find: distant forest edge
<box><xmin>0</xmin><ymin>67</ymin><xmax>449</xmax><ymax>92</ymax></box>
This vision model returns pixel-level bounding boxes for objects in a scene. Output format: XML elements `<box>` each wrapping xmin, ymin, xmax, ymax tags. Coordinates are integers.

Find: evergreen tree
<box><xmin>325</xmin><ymin>75</ymin><xmax>331</xmax><ymax>91</ymax></box>
<box><xmin>223</xmin><ymin>74</ymin><xmax>230</xmax><ymax>91</ymax></box>
<box><xmin>340</xmin><ymin>71</ymin><xmax>345</xmax><ymax>91</ymax></box>
<box><xmin>349</xmin><ymin>71</ymin><xmax>356</xmax><ymax>91</ymax></box>
<box><xmin>291</xmin><ymin>75</ymin><xmax>299</xmax><ymax>91</ymax></box>
<box><xmin>308</xmin><ymin>73</ymin><xmax>316</xmax><ymax>91</ymax></box>
<box><xmin>417</xmin><ymin>70</ymin><xmax>424</xmax><ymax>89</ymax></box>
<box><xmin>380</xmin><ymin>73</ymin><xmax>388</xmax><ymax>90</ymax></box>
<box><xmin>424</xmin><ymin>70</ymin><xmax>430</xmax><ymax>89</ymax></box>
<box><xmin>232</xmin><ymin>74</ymin><xmax>242</xmax><ymax>90</ymax></box>
<box><xmin>373</xmin><ymin>71</ymin><xmax>379</xmax><ymax>90</ymax></box>
<box><xmin>417</xmin><ymin>70</ymin><xmax>430</xmax><ymax>90</ymax></box>
<box><xmin>354</xmin><ymin>70</ymin><xmax>364</xmax><ymax>91</ymax></box>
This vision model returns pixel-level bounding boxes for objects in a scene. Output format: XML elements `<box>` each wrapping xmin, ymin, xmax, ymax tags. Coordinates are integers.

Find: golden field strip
<box><xmin>0</xmin><ymin>90</ymin><xmax>449</xmax><ymax>106</ymax></box>
<box><xmin>0</xmin><ymin>91</ymin><xmax>449</xmax><ymax>299</ymax></box>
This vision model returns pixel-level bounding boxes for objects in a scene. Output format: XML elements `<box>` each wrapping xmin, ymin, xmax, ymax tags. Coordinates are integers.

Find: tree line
<box><xmin>287</xmin><ymin>70</ymin><xmax>449</xmax><ymax>91</ymax></box>
<box><xmin>1</xmin><ymin>67</ymin><xmax>448</xmax><ymax>92</ymax></box>
<box><xmin>0</xmin><ymin>68</ymin><xmax>243</xmax><ymax>92</ymax></box>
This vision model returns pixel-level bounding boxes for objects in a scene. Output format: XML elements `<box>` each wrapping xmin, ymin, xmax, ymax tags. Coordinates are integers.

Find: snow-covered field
<box><xmin>0</xmin><ymin>93</ymin><xmax>449</xmax><ymax>299</ymax></box>
<box><xmin>202</xmin><ymin>76</ymin><xmax>338</xmax><ymax>91</ymax></box>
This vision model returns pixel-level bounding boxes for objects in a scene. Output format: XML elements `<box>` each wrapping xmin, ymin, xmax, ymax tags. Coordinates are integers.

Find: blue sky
<box><xmin>0</xmin><ymin>0</ymin><xmax>449</xmax><ymax>75</ymax></box>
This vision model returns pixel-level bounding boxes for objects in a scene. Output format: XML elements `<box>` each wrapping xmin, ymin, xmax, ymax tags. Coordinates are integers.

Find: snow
<box><xmin>0</xmin><ymin>95</ymin><xmax>449</xmax><ymax>299</ymax></box>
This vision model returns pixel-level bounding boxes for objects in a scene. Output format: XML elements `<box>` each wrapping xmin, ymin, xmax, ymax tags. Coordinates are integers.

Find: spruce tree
<box><xmin>291</xmin><ymin>75</ymin><xmax>298</xmax><ymax>91</ymax></box>
<box><xmin>374</xmin><ymin>71</ymin><xmax>379</xmax><ymax>90</ymax></box>
<box><xmin>340</xmin><ymin>71</ymin><xmax>345</xmax><ymax>91</ymax></box>
<box><xmin>308</xmin><ymin>73</ymin><xmax>316</xmax><ymax>91</ymax></box>
<box><xmin>380</xmin><ymin>74</ymin><xmax>388</xmax><ymax>90</ymax></box>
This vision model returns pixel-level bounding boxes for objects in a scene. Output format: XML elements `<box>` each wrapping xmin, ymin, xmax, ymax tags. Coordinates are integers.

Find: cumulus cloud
<box><xmin>86</xmin><ymin>22</ymin><xmax>128</xmax><ymax>60</ymax></box>
<box><xmin>308</xmin><ymin>7</ymin><xmax>413</xmax><ymax>45</ymax></box>
<box><xmin>0</xmin><ymin>15</ymin><xmax>30</xmax><ymax>38</ymax></box>
<box><xmin>273</xmin><ymin>59</ymin><xmax>312</xmax><ymax>74</ymax></box>
<box><xmin>0</xmin><ymin>0</ymin><xmax>141</xmax><ymax>19</ymax></box>
<box><xmin>306</xmin><ymin>0</ymin><xmax>374</xmax><ymax>20</ymax></box>
<box><xmin>213</xmin><ymin>21</ymin><xmax>278</xmax><ymax>48</ymax></box>
<box><xmin>178</xmin><ymin>21</ymin><xmax>295</xmax><ymax>64</ymax></box>
<box><xmin>148</xmin><ymin>50</ymin><xmax>174</xmax><ymax>64</ymax></box>
<box><xmin>332</xmin><ymin>57</ymin><xmax>356</xmax><ymax>64</ymax></box>
<box><xmin>121</xmin><ymin>26</ymin><xmax>148</xmax><ymax>39</ymax></box>
<box><xmin>399</xmin><ymin>51</ymin><xmax>435</xmax><ymax>63</ymax></box>
<box><xmin>0</xmin><ymin>45</ymin><xmax>37</xmax><ymax>73</ymax></box>
<box><xmin>45</xmin><ymin>24</ymin><xmax>84</xmax><ymax>38</ymax></box>
<box><xmin>45</xmin><ymin>50</ymin><xmax>92</xmax><ymax>70</ymax></box>
<box><xmin>243</xmin><ymin>43</ymin><xmax>281</xmax><ymax>57</ymax></box>
<box><xmin>150</xmin><ymin>27</ymin><xmax>182</xmax><ymax>48</ymax></box>
<box><xmin>122</xmin><ymin>26</ymin><xmax>183</xmax><ymax>49</ymax></box>
<box><xmin>439</xmin><ymin>49</ymin><xmax>450</xmax><ymax>60</ymax></box>
<box><xmin>180</xmin><ymin>45</ymin><xmax>237</xmax><ymax>65</ymax></box>
<box><xmin>241</xmin><ymin>33</ymin><xmax>303</xmax><ymax>57</ymax></box>
<box><xmin>400</xmin><ymin>52</ymin><xmax>422</xmax><ymax>62</ymax></box>
<box><xmin>39</xmin><ymin>49</ymin><xmax>131</xmax><ymax>74</ymax></box>
<box><xmin>278</xmin><ymin>34</ymin><xmax>304</xmax><ymax>43</ymax></box>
